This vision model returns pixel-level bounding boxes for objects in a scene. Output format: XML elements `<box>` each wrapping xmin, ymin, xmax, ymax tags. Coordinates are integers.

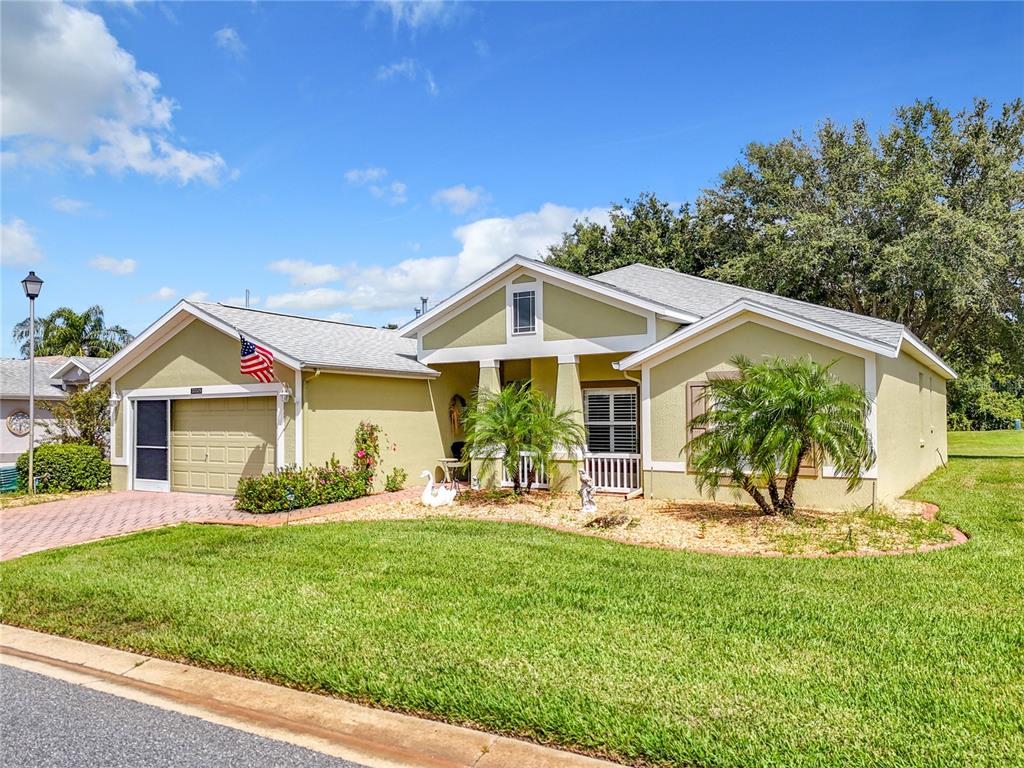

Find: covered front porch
<box><xmin>432</xmin><ymin>353</ymin><xmax>642</xmax><ymax>494</ymax></box>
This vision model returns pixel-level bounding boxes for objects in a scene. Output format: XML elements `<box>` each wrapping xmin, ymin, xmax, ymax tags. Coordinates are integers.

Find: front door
<box><xmin>134</xmin><ymin>399</ymin><xmax>170</xmax><ymax>492</ymax></box>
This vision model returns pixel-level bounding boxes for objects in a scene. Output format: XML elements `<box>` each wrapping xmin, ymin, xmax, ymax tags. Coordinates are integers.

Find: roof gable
<box><xmin>401</xmin><ymin>255</ymin><xmax>699</xmax><ymax>339</ymax></box>
<box><xmin>91</xmin><ymin>301</ymin><xmax>437</xmax><ymax>384</ymax></box>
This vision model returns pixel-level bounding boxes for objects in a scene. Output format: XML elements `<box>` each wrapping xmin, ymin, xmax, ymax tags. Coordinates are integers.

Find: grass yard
<box><xmin>2</xmin><ymin>438</ymin><xmax>1023</xmax><ymax>766</ymax></box>
<box><xmin>948</xmin><ymin>428</ymin><xmax>1024</xmax><ymax>457</ymax></box>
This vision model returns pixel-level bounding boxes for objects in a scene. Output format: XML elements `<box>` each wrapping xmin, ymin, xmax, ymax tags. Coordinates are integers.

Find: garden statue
<box><xmin>579</xmin><ymin>468</ymin><xmax>597</xmax><ymax>514</ymax></box>
<box><xmin>420</xmin><ymin>470</ymin><xmax>457</xmax><ymax>507</ymax></box>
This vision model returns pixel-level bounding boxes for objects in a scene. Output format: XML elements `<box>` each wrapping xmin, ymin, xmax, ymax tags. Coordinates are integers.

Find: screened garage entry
<box><xmin>170</xmin><ymin>397</ymin><xmax>276</xmax><ymax>494</ymax></box>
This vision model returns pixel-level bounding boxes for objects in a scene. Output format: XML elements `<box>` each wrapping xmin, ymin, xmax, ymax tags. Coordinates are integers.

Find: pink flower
<box><xmin>357</xmin><ymin>450</ymin><xmax>366</xmax><ymax>458</ymax></box>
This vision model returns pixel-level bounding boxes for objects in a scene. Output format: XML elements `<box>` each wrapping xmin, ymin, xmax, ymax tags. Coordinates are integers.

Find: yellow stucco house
<box><xmin>91</xmin><ymin>255</ymin><xmax>955</xmax><ymax>507</ymax></box>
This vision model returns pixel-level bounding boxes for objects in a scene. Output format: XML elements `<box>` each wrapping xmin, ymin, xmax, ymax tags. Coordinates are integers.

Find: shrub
<box><xmin>384</xmin><ymin>467</ymin><xmax>407</xmax><ymax>492</ymax></box>
<box><xmin>235</xmin><ymin>421</ymin><xmax>395</xmax><ymax>513</ymax></box>
<box><xmin>235</xmin><ymin>457</ymin><xmax>371</xmax><ymax>514</ymax></box>
<box><xmin>16</xmin><ymin>444</ymin><xmax>110</xmax><ymax>492</ymax></box>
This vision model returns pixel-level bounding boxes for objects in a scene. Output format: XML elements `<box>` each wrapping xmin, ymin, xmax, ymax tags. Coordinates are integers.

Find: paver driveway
<box><xmin>0</xmin><ymin>492</ymin><xmax>244</xmax><ymax>560</ymax></box>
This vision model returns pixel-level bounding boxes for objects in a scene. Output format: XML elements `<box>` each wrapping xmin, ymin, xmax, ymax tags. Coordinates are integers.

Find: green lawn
<box><xmin>2</xmin><ymin>442</ymin><xmax>1022</xmax><ymax>766</ymax></box>
<box><xmin>949</xmin><ymin>428</ymin><xmax>1024</xmax><ymax>457</ymax></box>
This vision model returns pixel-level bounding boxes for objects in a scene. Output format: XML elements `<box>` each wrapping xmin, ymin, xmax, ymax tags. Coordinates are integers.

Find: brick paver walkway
<box><xmin>0</xmin><ymin>488</ymin><xmax>419</xmax><ymax>560</ymax></box>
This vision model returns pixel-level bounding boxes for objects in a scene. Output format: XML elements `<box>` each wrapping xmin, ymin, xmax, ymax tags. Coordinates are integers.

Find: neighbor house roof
<box><xmin>594</xmin><ymin>264</ymin><xmax>906</xmax><ymax>350</ymax></box>
<box><xmin>47</xmin><ymin>356</ymin><xmax>108</xmax><ymax>382</ymax></box>
<box><xmin>0</xmin><ymin>356</ymin><xmax>106</xmax><ymax>399</ymax></box>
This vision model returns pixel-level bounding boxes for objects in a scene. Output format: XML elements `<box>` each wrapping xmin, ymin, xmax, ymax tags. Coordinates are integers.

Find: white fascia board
<box><xmin>899</xmin><ymin>331</ymin><xmax>957</xmax><ymax>380</ymax></box>
<box><xmin>401</xmin><ymin>255</ymin><xmax>698</xmax><ymax>338</ymax></box>
<box><xmin>302</xmin><ymin>364</ymin><xmax>440</xmax><ymax>380</ymax></box>
<box><xmin>90</xmin><ymin>301</ymin><xmax>302</xmax><ymax>385</ymax></box>
<box><xmin>615</xmin><ymin>300</ymin><xmax>897</xmax><ymax>371</ymax></box>
<box><xmin>48</xmin><ymin>358</ymin><xmax>86</xmax><ymax>380</ymax></box>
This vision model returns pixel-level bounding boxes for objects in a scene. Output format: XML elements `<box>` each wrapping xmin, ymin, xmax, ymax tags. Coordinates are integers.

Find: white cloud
<box><xmin>185</xmin><ymin>290</ymin><xmax>209</xmax><ymax>301</ymax></box>
<box><xmin>213</xmin><ymin>26</ymin><xmax>246</xmax><ymax>59</ymax></box>
<box><xmin>1</xmin><ymin>2</ymin><xmax>227</xmax><ymax>185</ymax></box>
<box><xmin>370</xmin><ymin>180</ymin><xmax>408</xmax><ymax>205</ymax></box>
<box><xmin>375</xmin><ymin>58</ymin><xmax>438</xmax><ymax>96</ymax></box>
<box><xmin>50</xmin><ymin>196</ymin><xmax>89</xmax><ymax>214</ymax></box>
<box><xmin>148</xmin><ymin>286</ymin><xmax>176</xmax><ymax>301</ymax></box>
<box><xmin>265</xmin><ymin>202</ymin><xmax>608</xmax><ymax>313</ymax></box>
<box><xmin>326</xmin><ymin>311</ymin><xmax>354</xmax><ymax>323</ymax></box>
<box><xmin>345</xmin><ymin>167</ymin><xmax>388</xmax><ymax>185</ymax></box>
<box><xmin>0</xmin><ymin>217</ymin><xmax>44</xmax><ymax>266</ymax></box>
<box><xmin>432</xmin><ymin>184</ymin><xmax>490</xmax><ymax>215</ymax></box>
<box><xmin>378</xmin><ymin>1</ymin><xmax>458</xmax><ymax>31</ymax></box>
<box><xmin>89</xmin><ymin>254</ymin><xmax>136</xmax><ymax>275</ymax></box>
<box><xmin>474</xmin><ymin>39</ymin><xmax>490</xmax><ymax>57</ymax></box>
<box><xmin>268</xmin><ymin>259</ymin><xmax>347</xmax><ymax>286</ymax></box>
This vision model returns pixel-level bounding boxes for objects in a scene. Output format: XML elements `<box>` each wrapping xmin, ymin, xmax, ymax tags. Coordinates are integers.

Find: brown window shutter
<box><xmin>687</xmin><ymin>382</ymin><xmax>709</xmax><ymax>443</ymax></box>
<box><xmin>798</xmin><ymin>444</ymin><xmax>818</xmax><ymax>477</ymax></box>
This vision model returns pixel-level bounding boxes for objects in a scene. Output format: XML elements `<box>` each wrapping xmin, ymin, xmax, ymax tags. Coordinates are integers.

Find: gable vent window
<box><xmin>584</xmin><ymin>389</ymin><xmax>638</xmax><ymax>453</ymax></box>
<box><xmin>512</xmin><ymin>290</ymin><xmax>536</xmax><ymax>335</ymax></box>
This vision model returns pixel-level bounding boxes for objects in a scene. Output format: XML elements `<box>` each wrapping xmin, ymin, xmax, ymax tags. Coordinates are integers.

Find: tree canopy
<box><xmin>547</xmin><ymin>99</ymin><xmax>1024</xmax><ymax>428</ymax></box>
<box><xmin>12</xmin><ymin>305</ymin><xmax>133</xmax><ymax>359</ymax></box>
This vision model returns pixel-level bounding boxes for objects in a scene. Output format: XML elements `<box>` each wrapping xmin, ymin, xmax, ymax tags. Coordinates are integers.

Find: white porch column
<box><xmin>472</xmin><ymin>360</ymin><xmax>501</xmax><ymax>487</ymax></box>
<box><xmin>552</xmin><ymin>354</ymin><xmax>584</xmax><ymax>491</ymax></box>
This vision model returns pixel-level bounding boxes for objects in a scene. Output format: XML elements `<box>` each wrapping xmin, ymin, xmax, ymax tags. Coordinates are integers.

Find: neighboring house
<box><xmin>0</xmin><ymin>356</ymin><xmax>107</xmax><ymax>465</ymax></box>
<box><xmin>90</xmin><ymin>255</ymin><xmax>954</xmax><ymax>507</ymax></box>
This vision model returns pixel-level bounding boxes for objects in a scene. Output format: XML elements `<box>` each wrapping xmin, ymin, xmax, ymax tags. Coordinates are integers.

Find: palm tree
<box><xmin>687</xmin><ymin>355</ymin><xmax>875</xmax><ymax>515</ymax></box>
<box><xmin>461</xmin><ymin>381</ymin><xmax>587</xmax><ymax>493</ymax></box>
<box><xmin>12</xmin><ymin>305</ymin><xmax>133</xmax><ymax>358</ymax></box>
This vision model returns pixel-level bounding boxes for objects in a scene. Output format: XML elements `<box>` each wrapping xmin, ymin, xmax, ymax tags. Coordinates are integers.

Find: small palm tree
<box><xmin>13</xmin><ymin>305</ymin><xmax>133</xmax><ymax>358</ymax></box>
<box><xmin>687</xmin><ymin>355</ymin><xmax>875</xmax><ymax>515</ymax></box>
<box><xmin>461</xmin><ymin>381</ymin><xmax>587</xmax><ymax>493</ymax></box>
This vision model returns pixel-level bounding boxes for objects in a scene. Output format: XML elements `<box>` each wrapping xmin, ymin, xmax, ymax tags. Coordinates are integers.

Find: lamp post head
<box><xmin>21</xmin><ymin>271</ymin><xmax>43</xmax><ymax>300</ymax></box>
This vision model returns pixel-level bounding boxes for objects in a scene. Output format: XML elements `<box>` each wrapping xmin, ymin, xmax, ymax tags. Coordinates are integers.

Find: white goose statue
<box><xmin>420</xmin><ymin>470</ymin><xmax>457</xmax><ymax>507</ymax></box>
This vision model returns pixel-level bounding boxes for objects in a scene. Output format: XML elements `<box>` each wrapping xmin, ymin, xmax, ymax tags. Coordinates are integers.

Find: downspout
<box><xmin>303</xmin><ymin>368</ymin><xmax>321</xmax><ymax>467</ymax></box>
<box><xmin>620</xmin><ymin>368</ymin><xmax>646</xmax><ymax>499</ymax></box>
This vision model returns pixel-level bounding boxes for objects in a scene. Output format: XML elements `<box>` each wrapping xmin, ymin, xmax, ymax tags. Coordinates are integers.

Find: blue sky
<box><xmin>2</xmin><ymin>1</ymin><xmax>1022</xmax><ymax>356</ymax></box>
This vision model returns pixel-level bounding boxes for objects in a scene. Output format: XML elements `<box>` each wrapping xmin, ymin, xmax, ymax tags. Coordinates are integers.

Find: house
<box><xmin>1</xmin><ymin>356</ymin><xmax>107</xmax><ymax>465</ymax></box>
<box><xmin>90</xmin><ymin>255</ymin><xmax>954</xmax><ymax>507</ymax></box>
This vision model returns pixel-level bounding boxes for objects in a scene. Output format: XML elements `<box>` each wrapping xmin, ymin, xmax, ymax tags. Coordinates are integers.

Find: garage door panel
<box><xmin>171</xmin><ymin>397</ymin><xmax>275</xmax><ymax>494</ymax></box>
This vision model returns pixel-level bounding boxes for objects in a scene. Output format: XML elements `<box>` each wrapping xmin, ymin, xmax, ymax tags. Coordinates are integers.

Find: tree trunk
<box><xmin>742</xmin><ymin>479</ymin><xmax>775</xmax><ymax>516</ymax></box>
<box><xmin>779</xmin><ymin>444</ymin><xmax>808</xmax><ymax>514</ymax></box>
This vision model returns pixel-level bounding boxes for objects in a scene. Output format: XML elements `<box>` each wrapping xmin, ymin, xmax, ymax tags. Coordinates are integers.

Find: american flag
<box><xmin>240</xmin><ymin>335</ymin><xmax>275</xmax><ymax>383</ymax></box>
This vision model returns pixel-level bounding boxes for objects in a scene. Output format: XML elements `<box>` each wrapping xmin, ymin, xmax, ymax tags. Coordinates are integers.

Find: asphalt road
<box><xmin>1</xmin><ymin>665</ymin><xmax>366</xmax><ymax>768</ymax></box>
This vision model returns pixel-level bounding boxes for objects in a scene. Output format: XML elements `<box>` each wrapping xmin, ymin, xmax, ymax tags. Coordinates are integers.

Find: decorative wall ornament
<box><xmin>6</xmin><ymin>411</ymin><xmax>30</xmax><ymax>437</ymax></box>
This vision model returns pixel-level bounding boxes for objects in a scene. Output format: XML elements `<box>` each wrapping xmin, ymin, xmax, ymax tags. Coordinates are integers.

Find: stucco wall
<box><xmin>875</xmin><ymin>351</ymin><xmax>948</xmax><ymax>500</ymax></box>
<box><xmin>1</xmin><ymin>398</ymin><xmax>55</xmax><ymax>465</ymax></box>
<box><xmin>644</xmin><ymin>318</ymin><xmax>871</xmax><ymax>508</ymax></box>
<box><xmin>303</xmin><ymin>372</ymin><xmax>450</xmax><ymax>489</ymax></box>
<box><xmin>542</xmin><ymin>282</ymin><xmax>648</xmax><ymax>341</ymax></box>
<box><xmin>656</xmin><ymin>318</ymin><xmax>682</xmax><ymax>340</ymax></box>
<box><xmin>422</xmin><ymin>289</ymin><xmax>506</xmax><ymax>350</ymax></box>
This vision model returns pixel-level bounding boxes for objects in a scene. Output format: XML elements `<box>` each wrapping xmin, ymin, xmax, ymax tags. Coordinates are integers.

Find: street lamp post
<box><xmin>21</xmin><ymin>271</ymin><xmax>43</xmax><ymax>495</ymax></box>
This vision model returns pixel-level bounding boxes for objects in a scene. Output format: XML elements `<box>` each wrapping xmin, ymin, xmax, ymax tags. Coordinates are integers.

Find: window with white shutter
<box><xmin>584</xmin><ymin>388</ymin><xmax>638</xmax><ymax>453</ymax></box>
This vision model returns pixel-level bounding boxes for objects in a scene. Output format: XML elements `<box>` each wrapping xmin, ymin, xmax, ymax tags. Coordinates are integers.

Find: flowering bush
<box><xmin>235</xmin><ymin>421</ymin><xmax>399</xmax><ymax>513</ymax></box>
<box><xmin>235</xmin><ymin>458</ymin><xmax>370</xmax><ymax>513</ymax></box>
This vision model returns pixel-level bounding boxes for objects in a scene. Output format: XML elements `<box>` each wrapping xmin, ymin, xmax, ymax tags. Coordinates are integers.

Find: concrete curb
<box><xmin>0</xmin><ymin>625</ymin><xmax>622</xmax><ymax>768</ymax></box>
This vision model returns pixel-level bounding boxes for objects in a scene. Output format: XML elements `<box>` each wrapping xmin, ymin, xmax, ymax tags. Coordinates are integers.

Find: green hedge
<box><xmin>235</xmin><ymin>459</ymin><xmax>371</xmax><ymax>513</ymax></box>
<box><xmin>16</xmin><ymin>444</ymin><xmax>110</xmax><ymax>492</ymax></box>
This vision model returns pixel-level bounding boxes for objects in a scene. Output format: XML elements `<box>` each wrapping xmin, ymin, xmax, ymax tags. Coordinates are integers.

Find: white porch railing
<box><xmin>497</xmin><ymin>451</ymin><xmax>642</xmax><ymax>493</ymax></box>
<box><xmin>585</xmin><ymin>452</ymin><xmax>642</xmax><ymax>493</ymax></box>
<box><xmin>499</xmin><ymin>451</ymin><xmax>550</xmax><ymax>489</ymax></box>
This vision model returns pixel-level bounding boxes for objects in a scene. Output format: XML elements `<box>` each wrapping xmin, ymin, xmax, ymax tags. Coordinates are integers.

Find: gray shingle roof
<box><xmin>593</xmin><ymin>264</ymin><xmax>906</xmax><ymax>351</ymax></box>
<box><xmin>0</xmin><ymin>358</ymin><xmax>70</xmax><ymax>399</ymax></box>
<box><xmin>190</xmin><ymin>302</ymin><xmax>437</xmax><ymax>377</ymax></box>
